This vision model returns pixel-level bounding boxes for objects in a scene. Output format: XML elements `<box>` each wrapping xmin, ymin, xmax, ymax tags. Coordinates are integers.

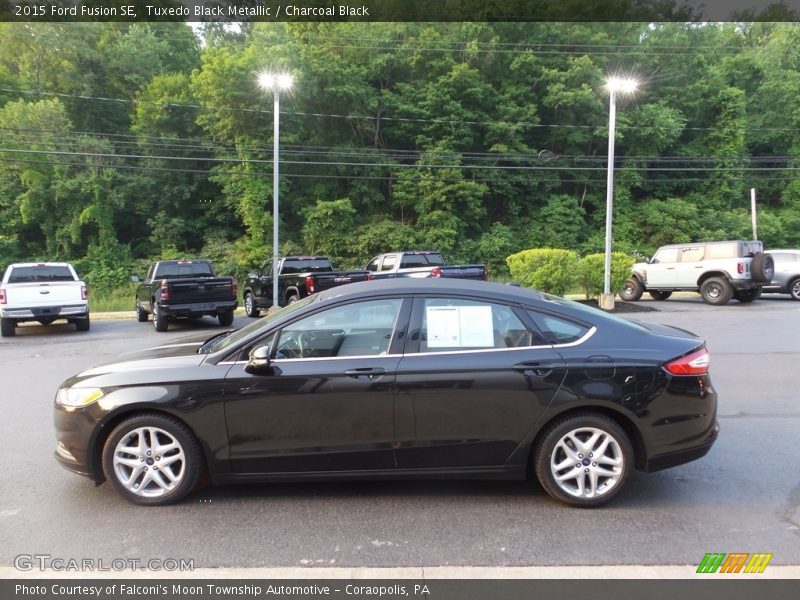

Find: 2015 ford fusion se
<box><xmin>54</xmin><ymin>279</ymin><xmax>718</xmax><ymax>507</ymax></box>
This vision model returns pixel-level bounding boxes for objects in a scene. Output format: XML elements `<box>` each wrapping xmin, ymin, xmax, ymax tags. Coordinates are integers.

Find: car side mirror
<box><xmin>130</xmin><ymin>275</ymin><xmax>140</xmax><ymax>283</ymax></box>
<box><xmin>245</xmin><ymin>345</ymin><xmax>272</xmax><ymax>375</ymax></box>
<box><xmin>649</xmin><ymin>258</ymin><xmax>658</xmax><ymax>264</ymax></box>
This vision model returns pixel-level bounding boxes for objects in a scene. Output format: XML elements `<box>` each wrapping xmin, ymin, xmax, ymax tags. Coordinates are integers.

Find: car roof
<box><xmin>8</xmin><ymin>262</ymin><xmax>73</xmax><ymax>268</ymax></box>
<box><xmin>318</xmin><ymin>278</ymin><xmax>543</xmax><ymax>304</ymax></box>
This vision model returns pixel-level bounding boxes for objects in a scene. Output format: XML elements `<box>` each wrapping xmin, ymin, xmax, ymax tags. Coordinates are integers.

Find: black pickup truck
<box><xmin>243</xmin><ymin>256</ymin><xmax>370</xmax><ymax>317</ymax></box>
<box><xmin>365</xmin><ymin>251</ymin><xmax>488</xmax><ymax>281</ymax></box>
<box><xmin>135</xmin><ymin>259</ymin><xmax>238</xmax><ymax>332</ymax></box>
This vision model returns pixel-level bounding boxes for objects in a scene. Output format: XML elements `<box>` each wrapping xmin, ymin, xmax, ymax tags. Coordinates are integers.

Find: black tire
<box><xmin>751</xmin><ymin>252</ymin><xmax>775</xmax><ymax>284</ymax></box>
<box><xmin>700</xmin><ymin>277</ymin><xmax>733</xmax><ymax>305</ymax></box>
<box><xmin>619</xmin><ymin>278</ymin><xmax>644</xmax><ymax>302</ymax></box>
<box><xmin>789</xmin><ymin>277</ymin><xmax>800</xmax><ymax>301</ymax></box>
<box><xmin>534</xmin><ymin>412</ymin><xmax>633</xmax><ymax>508</ymax></box>
<box><xmin>244</xmin><ymin>293</ymin><xmax>260</xmax><ymax>318</ymax></box>
<box><xmin>287</xmin><ymin>294</ymin><xmax>299</xmax><ymax>305</ymax></box>
<box><xmin>734</xmin><ymin>287</ymin><xmax>761</xmax><ymax>303</ymax></box>
<box><xmin>153</xmin><ymin>303</ymin><xmax>168</xmax><ymax>332</ymax></box>
<box><xmin>101</xmin><ymin>413</ymin><xmax>204</xmax><ymax>506</ymax></box>
<box><xmin>136</xmin><ymin>301</ymin><xmax>148</xmax><ymax>322</ymax></box>
<box><xmin>648</xmin><ymin>290</ymin><xmax>672</xmax><ymax>301</ymax></box>
<box><xmin>75</xmin><ymin>315</ymin><xmax>90</xmax><ymax>331</ymax></box>
<box><xmin>218</xmin><ymin>311</ymin><xmax>234</xmax><ymax>327</ymax></box>
<box><xmin>0</xmin><ymin>317</ymin><xmax>15</xmax><ymax>337</ymax></box>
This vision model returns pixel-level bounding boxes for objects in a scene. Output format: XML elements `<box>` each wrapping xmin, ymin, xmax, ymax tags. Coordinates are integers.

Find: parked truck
<box><xmin>365</xmin><ymin>251</ymin><xmax>488</xmax><ymax>281</ymax></box>
<box><xmin>135</xmin><ymin>259</ymin><xmax>238</xmax><ymax>331</ymax></box>
<box><xmin>243</xmin><ymin>256</ymin><xmax>370</xmax><ymax>317</ymax></box>
<box><xmin>0</xmin><ymin>262</ymin><xmax>89</xmax><ymax>337</ymax></box>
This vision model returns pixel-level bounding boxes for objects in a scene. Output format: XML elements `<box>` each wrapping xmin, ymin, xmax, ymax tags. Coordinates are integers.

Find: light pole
<box><xmin>600</xmin><ymin>76</ymin><xmax>638</xmax><ymax>311</ymax></box>
<box><xmin>258</xmin><ymin>72</ymin><xmax>294</xmax><ymax>311</ymax></box>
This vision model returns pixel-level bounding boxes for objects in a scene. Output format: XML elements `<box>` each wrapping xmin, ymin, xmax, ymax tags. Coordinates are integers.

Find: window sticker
<box><xmin>426</xmin><ymin>305</ymin><xmax>494</xmax><ymax>348</ymax></box>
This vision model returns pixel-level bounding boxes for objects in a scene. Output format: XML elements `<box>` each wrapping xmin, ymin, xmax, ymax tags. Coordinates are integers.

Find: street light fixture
<box><xmin>257</xmin><ymin>71</ymin><xmax>294</xmax><ymax>311</ymax></box>
<box><xmin>600</xmin><ymin>76</ymin><xmax>639</xmax><ymax>311</ymax></box>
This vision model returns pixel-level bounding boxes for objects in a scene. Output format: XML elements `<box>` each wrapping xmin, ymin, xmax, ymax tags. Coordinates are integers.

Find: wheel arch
<box><xmin>696</xmin><ymin>270</ymin><xmax>732</xmax><ymax>287</ymax></box>
<box><xmin>283</xmin><ymin>287</ymin><xmax>300</xmax><ymax>302</ymax></box>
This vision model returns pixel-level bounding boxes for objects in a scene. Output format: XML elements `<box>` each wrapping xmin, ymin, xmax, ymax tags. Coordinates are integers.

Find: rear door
<box><xmin>393</xmin><ymin>296</ymin><xmax>566</xmax><ymax>469</ymax></box>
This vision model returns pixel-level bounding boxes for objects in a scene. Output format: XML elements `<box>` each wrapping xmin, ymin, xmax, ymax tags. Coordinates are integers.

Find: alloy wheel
<box><xmin>112</xmin><ymin>426</ymin><xmax>185</xmax><ymax>498</ymax></box>
<box><xmin>549</xmin><ymin>427</ymin><xmax>624</xmax><ymax>499</ymax></box>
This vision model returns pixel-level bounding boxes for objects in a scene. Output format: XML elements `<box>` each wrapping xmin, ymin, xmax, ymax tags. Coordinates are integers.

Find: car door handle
<box><xmin>344</xmin><ymin>368</ymin><xmax>386</xmax><ymax>380</ymax></box>
<box><xmin>513</xmin><ymin>363</ymin><xmax>554</xmax><ymax>377</ymax></box>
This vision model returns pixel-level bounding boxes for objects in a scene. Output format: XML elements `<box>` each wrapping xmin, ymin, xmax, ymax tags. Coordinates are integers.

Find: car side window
<box><xmin>526</xmin><ymin>311</ymin><xmax>590</xmax><ymax>345</ymax></box>
<box><xmin>274</xmin><ymin>299</ymin><xmax>402</xmax><ymax>359</ymax></box>
<box><xmin>366</xmin><ymin>258</ymin><xmax>380</xmax><ymax>272</ymax></box>
<box><xmin>417</xmin><ymin>298</ymin><xmax>536</xmax><ymax>352</ymax></box>
<box><xmin>652</xmin><ymin>248</ymin><xmax>678</xmax><ymax>264</ymax></box>
<box><xmin>680</xmin><ymin>246</ymin><xmax>705</xmax><ymax>262</ymax></box>
<box><xmin>380</xmin><ymin>255</ymin><xmax>397</xmax><ymax>271</ymax></box>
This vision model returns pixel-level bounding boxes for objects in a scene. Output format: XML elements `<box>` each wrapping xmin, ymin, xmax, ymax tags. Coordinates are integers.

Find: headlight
<box><xmin>56</xmin><ymin>387</ymin><xmax>104</xmax><ymax>407</ymax></box>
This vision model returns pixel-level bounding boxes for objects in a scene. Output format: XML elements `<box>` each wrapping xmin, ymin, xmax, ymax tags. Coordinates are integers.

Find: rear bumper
<box><xmin>158</xmin><ymin>300</ymin><xmax>237</xmax><ymax>317</ymax></box>
<box><xmin>643</xmin><ymin>420</ymin><xmax>719</xmax><ymax>472</ymax></box>
<box><xmin>1</xmin><ymin>303</ymin><xmax>88</xmax><ymax>320</ymax></box>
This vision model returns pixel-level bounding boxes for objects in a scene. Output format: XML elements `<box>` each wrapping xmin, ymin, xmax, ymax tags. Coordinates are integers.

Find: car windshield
<box><xmin>539</xmin><ymin>293</ymin><xmax>649</xmax><ymax>332</ymax></box>
<box><xmin>203</xmin><ymin>294</ymin><xmax>317</xmax><ymax>354</ymax></box>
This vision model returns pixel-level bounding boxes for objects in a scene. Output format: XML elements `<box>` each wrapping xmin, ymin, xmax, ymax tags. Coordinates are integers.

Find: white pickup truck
<box><xmin>0</xmin><ymin>263</ymin><xmax>90</xmax><ymax>337</ymax></box>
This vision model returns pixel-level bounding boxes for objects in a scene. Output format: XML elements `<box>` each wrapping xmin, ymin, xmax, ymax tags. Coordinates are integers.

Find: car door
<box><xmin>676</xmin><ymin>245</ymin><xmax>706</xmax><ymax>287</ymax></box>
<box><xmin>369</xmin><ymin>255</ymin><xmax>398</xmax><ymax>280</ymax></box>
<box><xmin>645</xmin><ymin>247</ymin><xmax>679</xmax><ymax>287</ymax></box>
<box><xmin>223</xmin><ymin>297</ymin><xmax>411</xmax><ymax>474</ymax></box>
<box><xmin>393</xmin><ymin>296</ymin><xmax>567</xmax><ymax>470</ymax></box>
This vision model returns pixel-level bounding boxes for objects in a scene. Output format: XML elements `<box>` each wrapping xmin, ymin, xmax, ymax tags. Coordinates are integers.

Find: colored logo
<box><xmin>697</xmin><ymin>552</ymin><xmax>773</xmax><ymax>574</ymax></box>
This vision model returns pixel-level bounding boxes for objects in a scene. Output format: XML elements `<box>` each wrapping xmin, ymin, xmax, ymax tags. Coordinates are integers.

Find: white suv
<box><xmin>0</xmin><ymin>262</ymin><xmax>89</xmax><ymax>337</ymax></box>
<box><xmin>620</xmin><ymin>241</ymin><xmax>774</xmax><ymax>305</ymax></box>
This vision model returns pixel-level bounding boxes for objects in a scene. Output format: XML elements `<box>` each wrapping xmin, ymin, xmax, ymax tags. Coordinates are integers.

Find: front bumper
<box><xmin>158</xmin><ymin>300</ymin><xmax>237</xmax><ymax>318</ymax></box>
<box><xmin>53</xmin><ymin>402</ymin><xmax>101</xmax><ymax>481</ymax></box>
<box><xmin>1</xmin><ymin>303</ymin><xmax>88</xmax><ymax>320</ymax></box>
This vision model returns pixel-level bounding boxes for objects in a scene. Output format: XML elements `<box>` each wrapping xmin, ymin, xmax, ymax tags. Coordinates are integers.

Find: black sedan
<box><xmin>54</xmin><ymin>279</ymin><xmax>718</xmax><ymax>507</ymax></box>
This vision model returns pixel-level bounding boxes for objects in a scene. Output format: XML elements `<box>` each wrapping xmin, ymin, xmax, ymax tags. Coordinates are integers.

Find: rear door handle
<box><xmin>344</xmin><ymin>368</ymin><xmax>386</xmax><ymax>381</ymax></box>
<box><xmin>513</xmin><ymin>362</ymin><xmax>554</xmax><ymax>377</ymax></box>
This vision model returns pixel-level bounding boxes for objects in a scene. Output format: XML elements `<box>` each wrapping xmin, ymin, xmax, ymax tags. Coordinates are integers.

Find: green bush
<box><xmin>576</xmin><ymin>252</ymin><xmax>636</xmax><ymax>299</ymax></box>
<box><xmin>506</xmin><ymin>248</ymin><xmax>578</xmax><ymax>296</ymax></box>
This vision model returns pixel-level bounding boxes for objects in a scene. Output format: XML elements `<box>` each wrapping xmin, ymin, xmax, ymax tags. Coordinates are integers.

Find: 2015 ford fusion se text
<box><xmin>54</xmin><ymin>279</ymin><xmax>718</xmax><ymax>508</ymax></box>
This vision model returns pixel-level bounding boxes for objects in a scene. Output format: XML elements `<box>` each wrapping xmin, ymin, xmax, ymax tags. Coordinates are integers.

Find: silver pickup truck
<box><xmin>365</xmin><ymin>251</ymin><xmax>487</xmax><ymax>281</ymax></box>
<box><xmin>1</xmin><ymin>262</ymin><xmax>89</xmax><ymax>337</ymax></box>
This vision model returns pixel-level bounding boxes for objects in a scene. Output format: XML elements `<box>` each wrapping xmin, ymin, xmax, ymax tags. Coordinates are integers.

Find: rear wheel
<box><xmin>287</xmin><ymin>294</ymin><xmax>299</xmax><ymax>305</ymax></box>
<box><xmin>648</xmin><ymin>290</ymin><xmax>672</xmax><ymax>301</ymax></box>
<box><xmin>734</xmin><ymin>287</ymin><xmax>761</xmax><ymax>303</ymax></box>
<box><xmin>789</xmin><ymin>277</ymin><xmax>800</xmax><ymax>301</ymax></box>
<box><xmin>218</xmin><ymin>311</ymin><xmax>234</xmax><ymax>327</ymax></box>
<box><xmin>102</xmin><ymin>413</ymin><xmax>204</xmax><ymax>506</ymax></box>
<box><xmin>534</xmin><ymin>413</ymin><xmax>633</xmax><ymax>508</ymax></box>
<box><xmin>700</xmin><ymin>277</ymin><xmax>733</xmax><ymax>305</ymax></box>
<box><xmin>244</xmin><ymin>293</ymin><xmax>260</xmax><ymax>318</ymax></box>
<box><xmin>153</xmin><ymin>303</ymin><xmax>168</xmax><ymax>332</ymax></box>
<box><xmin>75</xmin><ymin>315</ymin><xmax>90</xmax><ymax>331</ymax></box>
<box><xmin>136</xmin><ymin>301</ymin><xmax>148</xmax><ymax>322</ymax></box>
<box><xmin>620</xmin><ymin>278</ymin><xmax>644</xmax><ymax>301</ymax></box>
<box><xmin>0</xmin><ymin>317</ymin><xmax>15</xmax><ymax>337</ymax></box>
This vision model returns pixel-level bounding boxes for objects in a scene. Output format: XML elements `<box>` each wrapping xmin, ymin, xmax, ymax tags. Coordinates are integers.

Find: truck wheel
<box><xmin>734</xmin><ymin>287</ymin><xmax>761</xmax><ymax>303</ymax></box>
<box><xmin>648</xmin><ymin>291</ymin><xmax>672</xmax><ymax>301</ymax></box>
<box><xmin>287</xmin><ymin>294</ymin><xmax>299</xmax><ymax>305</ymax></box>
<box><xmin>700</xmin><ymin>277</ymin><xmax>733</xmax><ymax>305</ymax></box>
<box><xmin>136</xmin><ymin>301</ymin><xmax>148</xmax><ymax>322</ymax></box>
<box><xmin>153</xmin><ymin>304</ymin><xmax>169</xmax><ymax>332</ymax></box>
<box><xmin>0</xmin><ymin>317</ymin><xmax>15</xmax><ymax>337</ymax></box>
<box><xmin>244</xmin><ymin>293</ymin><xmax>260</xmax><ymax>318</ymax></box>
<box><xmin>751</xmin><ymin>252</ymin><xmax>775</xmax><ymax>283</ymax></box>
<box><xmin>218</xmin><ymin>311</ymin><xmax>234</xmax><ymax>327</ymax></box>
<box><xmin>620</xmin><ymin>278</ymin><xmax>644</xmax><ymax>301</ymax></box>
<box><xmin>75</xmin><ymin>315</ymin><xmax>90</xmax><ymax>331</ymax></box>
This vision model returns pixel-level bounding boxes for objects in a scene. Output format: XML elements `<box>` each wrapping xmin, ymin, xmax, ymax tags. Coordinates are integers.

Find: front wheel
<box><xmin>700</xmin><ymin>277</ymin><xmax>733</xmax><ymax>305</ymax></box>
<box><xmin>620</xmin><ymin>278</ymin><xmax>644</xmax><ymax>301</ymax></box>
<box><xmin>218</xmin><ymin>311</ymin><xmax>234</xmax><ymax>327</ymax></box>
<box><xmin>244</xmin><ymin>293</ymin><xmax>260</xmax><ymax>318</ymax></box>
<box><xmin>534</xmin><ymin>413</ymin><xmax>633</xmax><ymax>508</ymax></box>
<box><xmin>136</xmin><ymin>301</ymin><xmax>148</xmax><ymax>322</ymax></box>
<box><xmin>102</xmin><ymin>413</ymin><xmax>204</xmax><ymax>506</ymax></box>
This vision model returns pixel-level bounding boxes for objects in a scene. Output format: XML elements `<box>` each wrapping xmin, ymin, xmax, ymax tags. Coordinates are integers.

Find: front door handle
<box><xmin>345</xmin><ymin>367</ymin><xmax>386</xmax><ymax>381</ymax></box>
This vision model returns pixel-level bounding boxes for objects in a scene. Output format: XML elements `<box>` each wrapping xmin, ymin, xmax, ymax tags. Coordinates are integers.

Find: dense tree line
<box><xmin>1</xmin><ymin>21</ymin><xmax>799</xmax><ymax>286</ymax></box>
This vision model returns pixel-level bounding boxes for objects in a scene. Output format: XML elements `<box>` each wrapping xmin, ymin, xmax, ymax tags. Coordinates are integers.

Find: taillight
<box><xmin>665</xmin><ymin>347</ymin><xmax>709</xmax><ymax>376</ymax></box>
<box><xmin>737</xmin><ymin>262</ymin><xmax>744</xmax><ymax>274</ymax></box>
<box><xmin>367</xmin><ymin>273</ymin><xmax>373</xmax><ymax>281</ymax></box>
<box><xmin>0</xmin><ymin>288</ymin><xmax>6</xmax><ymax>304</ymax></box>
<box><xmin>81</xmin><ymin>285</ymin><xmax>88</xmax><ymax>300</ymax></box>
<box><xmin>231</xmin><ymin>279</ymin><xmax>237</xmax><ymax>297</ymax></box>
<box><xmin>159</xmin><ymin>282</ymin><xmax>170</xmax><ymax>301</ymax></box>
<box><xmin>431</xmin><ymin>267</ymin><xmax>442</xmax><ymax>278</ymax></box>
<box><xmin>306</xmin><ymin>275</ymin><xmax>315</xmax><ymax>294</ymax></box>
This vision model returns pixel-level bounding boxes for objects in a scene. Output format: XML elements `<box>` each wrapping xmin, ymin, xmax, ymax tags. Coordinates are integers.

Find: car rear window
<box><xmin>8</xmin><ymin>266</ymin><xmax>75</xmax><ymax>283</ymax></box>
<box><xmin>400</xmin><ymin>253</ymin><xmax>445</xmax><ymax>268</ymax></box>
<box><xmin>156</xmin><ymin>262</ymin><xmax>215</xmax><ymax>278</ymax></box>
<box><xmin>281</xmin><ymin>259</ymin><xmax>332</xmax><ymax>274</ymax></box>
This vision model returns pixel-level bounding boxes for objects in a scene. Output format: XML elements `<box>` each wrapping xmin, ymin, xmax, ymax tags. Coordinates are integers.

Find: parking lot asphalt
<box><xmin>0</xmin><ymin>295</ymin><xmax>798</xmax><ymax>572</ymax></box>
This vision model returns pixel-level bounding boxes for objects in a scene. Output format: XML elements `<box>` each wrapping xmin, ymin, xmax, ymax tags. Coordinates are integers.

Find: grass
<box><xmin>89</xmin><ymin>285</ymin><xmax>136</xmax><ymax>313</ymax></box>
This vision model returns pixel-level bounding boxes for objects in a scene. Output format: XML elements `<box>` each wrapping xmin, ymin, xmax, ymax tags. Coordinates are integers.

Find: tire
<box><xmin>75</xmin><ymin>315</ymin><xmax>90</xmax><ymax>331</ymax></box>
<box><xmin>734</xmin><ymin>287</ymin><xmax>761</xmax><ymax>303</ymax></box>
<box><xmin>244</xmin><ymin>293</ymin><xmax>260</xmax><ymax>318</ymax></box>
<box><xmin>101</xmin><ymin>413</ymin><xmax>204</xmax><ymax>506</ymax></box>
<box><xmin>153</xmin><ymin>303</ymin><xmax>168</xmax><ymax>332</ymax></box>
<box><xmin>218</xmin><ymin>311</ymin><xmax>234</xmax><ymax>327</ymax></box>
<box><xmin>789</xmin><ymin>277</ymin><xmax>800</xmax><ymax>301</ymax></box>
<box><xmin>700</xmin><ymin>277</ymin><xmax>733</xmax><ymax>305</ymax></box>
<box><xmin>136</xmin><ymin>301</ymin><xmax>148</xmax><ymax>322</ymax></box>
<box><xmin>534</xmin><ymin>413</ymin><xmax>633</xmax><ymax>508</ymax></box>
<box><xmin>751</xmin><ymin>252</ymin><xmax>775</xmax><ymax>284</ymax></box>
<box><xmin>287</xmin><ymin>294</ymin><xmax>299</xmax><ymax>305</ymax></box>
<box><xmin>648</xmin><ymin>291</ymin><xmax>672</xmax><ymax>301</ymax></box>
<box><xmin>619</xmin><ymin>278</ymin><xmax>644</xmax><ymax>302</ymax></box>
<box><xmin>0</xmin><ymin>317</ymin><xmax>15</xmax><ymax>337</ymax></box>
